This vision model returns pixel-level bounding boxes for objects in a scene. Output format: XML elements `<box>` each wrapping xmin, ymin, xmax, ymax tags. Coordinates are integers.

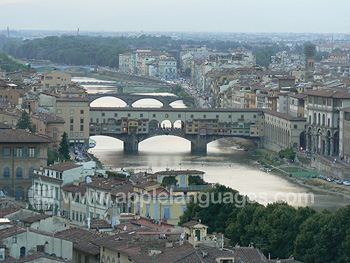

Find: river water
<box><xmin>75</xmin><ymin>77</ymin><xmax>350</xmax><ymax>211</ymax></box>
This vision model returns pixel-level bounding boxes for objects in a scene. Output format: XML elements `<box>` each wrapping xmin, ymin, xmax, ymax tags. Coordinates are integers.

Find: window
<box><xmin>70</xmin><ymin>125</ymin><xmax>74</xmax><ymax>131</ymax></box>
<box><xmin>28</xmin><ymin>148</ymin><xmax>37</xmax><ymax>157</ymax></box>
<box><xmin>70</xmin><ymin>132</ymin><xmax>73</xmax><ymax>137</ymax></box>
<box><xmin>80</xmin><ymin>132</ymin><xmax>84</xmax><ymax>137</ymax></box>
<box><xmin>102</xmin><ymin>113</ymin><xmax>105</xmax><ymax>117</ymax></box>
<box><xmin>140</xmin><ymin>114</ymin><xmax>143</xmax><ymax>117</ymax></box>
<box><xmin>80</xmin><ymin>118</ymin><xmax>84</xmax><ymax>124</ymax></box>
<box><xmin>70</xmin><ymin>118</ymin><xmax>74</xmax><ymax>124</ymax></box>
<box><xmin>216</xmin><ymin>115</ymin><xmax>219</xmax><ymax>119</ymax></box>
<box><xmin>114</xmin><ymin>113</ymin><xmax>118</xmax><ymax>117</ymax></box>
<box><xmin>294</xmin><ymin>125</ymin><xmax>297</xmax><ymax>129</ymax></box>
<box><xmin>4</xmin><ymin>167</ymin><xmax>10</xmax><ymax>178</ymax></box>
<box><xmin>15</xmin><ymin>148</ymin><xmax>24</xmax><ymax>157</ymax></box>
<box><xmin>191</xmin><ymin>115</ymin><xmax>194</xmax><ymax>118</ymax></box>
<box><xmin>29</xmin><ymin>167</ymin><xmax>34</xmax><ymax>177</ymax></box>
<box><xmin>146</xmin><ymin>204</ymin><xmax>150</xmax><ymax>217</ymax></box>
<box><xmin>80</xmin><ymin>125</ymin><xmax>84</xmax><ymax>131</ymax></box>
<box><xmin>85</xmin><ymin>256</ymin><xmax>89</xmax><ymax>263</ymax></box>
<box><xmin>20</xmin><ymin>247</ymin><xmax>26</xmax><ymax>258</ymax></box>
<box><xmin>75</xmin><ymin>132</ymin><xmax>79</xmax><ymax>137</ymax></box>
<box><xmin>3</xmin><ymin>148</ymin><xmax>10</xmax><ymax>157</ymax></box>
<box><xmin>203</xmin><ymin>115</ymin><xmax>206</xmax><ymax>118</ymax></box>
<box><xmin>57</xmin><ymin>109</ymin><xmax>62</xmax><ymax>114</ymax></box>
<box><xmin>153</xmin><ymin>114</ymin><xmax>156</xmax><ymax>117</ymax></box>
<box><xmin>163</xmin><ymin>206</ymin><xmax>171</xmax><ymax>219</ymax></box>
<box><xmin>70</xmin><ymin>109</ymin><xmax>74</xmax><ymax>114</ymax></box>
<box><xmin>165</xmin><ymin>114</ymin><xmax>169</xmax><ymax>118</ymax></box>
<box><xmin>15</xmin><ymin>187</ymin><xmax>23</xmax><ymax>199</ymax></box>
<box><xmin>137</xmin><ymin>202</ymin><xmax>141</xmax><ymax>214</ymax></box>
<box><xmin>80</xmin><ymin>110</ymin><xmax>84</xmax><ymax>114</ymax></box>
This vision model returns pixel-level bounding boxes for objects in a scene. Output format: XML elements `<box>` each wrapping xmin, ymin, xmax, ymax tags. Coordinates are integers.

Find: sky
<box><xmin>0</xmin><ymin>0</ymin><xmax>349</xmax><ymax>33</ymax></box>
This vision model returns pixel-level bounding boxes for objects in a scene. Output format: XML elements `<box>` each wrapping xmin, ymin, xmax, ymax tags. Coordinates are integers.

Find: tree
<box><xmin>47</xmin><ymin>149</ymin><xmax>60</xmax><ymax>165</ymax></box>
<box><xmin>16</xmin><ymin>110</ymin><xmax>35</xmax><ymax>132</ymax></box>
<box><xmin>58</xmin><ymin>132</ymin><xmax>70</xmax><ymax>160</ymax></box>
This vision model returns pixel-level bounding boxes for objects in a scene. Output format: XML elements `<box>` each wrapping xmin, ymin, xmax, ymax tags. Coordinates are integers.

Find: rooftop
<box><xmin>55</xmin><ymin>228</ymin><xmax>100</xmax><ymax>256</ymax></box>
<box><xmin>0</xmin><ymin>128</ymin><xmax>53</xmax><ymax>143</ymax></box>
<box><xmin>21</xmin><ymin>213</ymin><xmax>51</xmax><ymax>224</ymax></box>
<box><xmin>44</xmin><ymin>162</ymin><xmax>82</xmax><ymax>172</ymax></box>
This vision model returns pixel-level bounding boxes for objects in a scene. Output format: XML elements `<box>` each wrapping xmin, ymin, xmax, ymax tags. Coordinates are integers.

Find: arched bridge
<box><xmin>31</xmin><ymin>64</ymin><xmax>91</xmax><ymax>73</ymax></box>
<box><xmin>87</xmin><ymin>93</ymin><xmax>194</xmax><ymax>108</ymax></box>
<box><xmin>89</xmin><ymin>107</ymin><xmax>264</xmax><ymax>152</ymax></box>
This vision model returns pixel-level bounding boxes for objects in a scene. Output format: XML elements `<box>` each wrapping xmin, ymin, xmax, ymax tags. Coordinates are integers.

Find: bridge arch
<box><xmin>89</xmin><ymin>96</ymin><xmax>128</xmax><ymax>107</ymax></box>
<box><xmin>132</xmin><ymin>98</ymin><xmax>163</xmax><ymax>108</ymax></box>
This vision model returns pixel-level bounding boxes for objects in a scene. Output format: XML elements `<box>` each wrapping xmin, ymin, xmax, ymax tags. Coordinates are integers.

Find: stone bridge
<box><xmin>87</xmin><ymin>93</ymin><xmax>194</xmax><ymax>108</ymax></box>
<box><xmin>31</xmin><ymin>64</ymin><xmax>91</xmax><ymax>73</ymax></box>
<box><xmin>89</xmin><ymin>107</ymin><xmax>264</xmax><ymax>152</ymax></box>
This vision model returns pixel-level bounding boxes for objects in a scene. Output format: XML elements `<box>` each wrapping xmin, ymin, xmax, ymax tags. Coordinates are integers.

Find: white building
<box><xmin>32</xmin><ymin>163</ymin><xmax>84</xmax><ymax>216</ymax></box>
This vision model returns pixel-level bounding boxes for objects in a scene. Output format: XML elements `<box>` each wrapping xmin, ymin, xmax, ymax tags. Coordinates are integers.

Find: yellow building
<box><xmin>127</xmin><ymin>119</ymin><xmax>139</xmax><ymax>134</ymax></box>
<box><xmin>56</xmin><ymin>97</ymin><xmax>90</xmax><ymax>145</ymax></box>
<box><xmin>245</xmin><ymin>91</ymin><xmax>256</xmax><ymax>108</ymax></box>
<box><xmin>41</xmin><ymin>70</ymin><xmax>72</xmax><ymax>91</ymax></box>
<box><xmin>133</xmin><ymin>180</ymin><xmax>190</xmax><ymax>225</ymax></box>
<box><xmin>154</xmin><ymin>170</ymin><xmax>205</xmax><ymax>187</ymax></box>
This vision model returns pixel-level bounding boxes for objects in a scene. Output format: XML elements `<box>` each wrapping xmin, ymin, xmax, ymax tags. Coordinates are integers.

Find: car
<box><xmin>344</xmin><ymin>181</ymin><xmax>350</xmax><ymax>186</ymax></box>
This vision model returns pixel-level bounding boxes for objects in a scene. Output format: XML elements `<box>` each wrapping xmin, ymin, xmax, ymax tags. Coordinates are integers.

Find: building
<box><xmin>0</xmin><ymin>125</ymin><xmax>52</xmax><ymax>200</ymax></box>
<box><xmin>31</xmin><ymin>112</ymin><xmax>65</xmax><ymax>150</ymax></box>
<box><xmin>62</xmin><ymin>177</ymin><xmax>132</xmax><ymax>226</ymax></box>
<box><xmin>153</xmin><ymin>170</ymin><xmax>205</xmax><ymax>187</ymax></box>
<box><xmin>305</xmin><ymin>89</ymin><xmax>350</xmax><ymax>156</ymax></box>
<box><xmin>32</xmin><ymin>162</ymin><xmax>84</xmax><ymax>215</ymax></box>
<box><xmin>264</xmin><ymin>109</ymin><xmax>307</xmax><ymax>151</ymax></box>
<box><xmin>55</xmin><ymin>228</ymin><xmax>100</xmax><ymax>263</ymax></box>
<box><xmin>41</xmin><ymin>70</ymin><xmax>72</xmax><ymax>91</ymax></box>
<box><xmin>0</xmin><ymin>225</ymin><xmax>73</xmax><ymax>260</ymax></box>
<box><xmin>55</xmin><ymin>96</ymin><xmax>90</xmax><ymax>145</ymax></box>
<box><xmin>340</xmin><ymin>108</ymin><xmax>350</xmax><ymax>162</ymax></box>
<box><xmin>288</xmin><ymin>94</ymin><xmax>307</xmax><ymax>118</ymax></box>
<box><xmin>133</xmin><ymin>180</ymin><xmax>190</xmax><ymax>225</ymax></box>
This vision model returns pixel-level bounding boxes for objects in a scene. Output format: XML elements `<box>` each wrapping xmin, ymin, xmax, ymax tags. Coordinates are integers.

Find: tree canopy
<box><xmin>0</xmin><ymin>52</ymin><xmax>28</xmax><ymax>72</ymax></box>
<box><xmin>58</xmin><ymin>132</ymin><xmax>70</xmax><ymax>161</ymax></box>
<box><xmin>180</xmin><ymin>184</ymin><xmax>350</xmax><ymax>262</ymax></box>
<box><xmin>16</xmin><ymin>110</ymin><xmax>35</xmax><ymax>132</ymax></box>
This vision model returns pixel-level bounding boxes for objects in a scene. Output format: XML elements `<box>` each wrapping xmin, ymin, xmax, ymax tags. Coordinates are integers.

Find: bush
<box><xmin>278</xmin><ymin>147</ymin><xmax>295</xmax><ymax>160</ymax></box>
<box><xmin>106</xmin><ymin>170</ymin><xmax>126</xmax><ymax>179</ymax></box>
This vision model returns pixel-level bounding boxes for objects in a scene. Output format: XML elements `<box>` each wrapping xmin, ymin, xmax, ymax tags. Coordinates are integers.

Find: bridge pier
<box><xmin>190</xmin><ymin>136</ymin><xmax>208</xmax><ymax>153</ymax></box>
<box><xmin>123</xmin><ymin>134</ymin><xmax>139</xmax><ymax>152</ymax></box>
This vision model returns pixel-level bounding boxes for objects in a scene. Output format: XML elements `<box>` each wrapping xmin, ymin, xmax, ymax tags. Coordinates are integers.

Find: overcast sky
<box><xmin>0</xmin><ymin>0</ymin><xmax>349</xmax><ymax>33</ymax></box>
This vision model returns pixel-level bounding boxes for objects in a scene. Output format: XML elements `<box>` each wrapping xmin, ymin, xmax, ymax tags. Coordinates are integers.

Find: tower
<box><xmin>305</xmin><ymin>44</ymin><xmax>315</xmax><ymax>82</ymax></box>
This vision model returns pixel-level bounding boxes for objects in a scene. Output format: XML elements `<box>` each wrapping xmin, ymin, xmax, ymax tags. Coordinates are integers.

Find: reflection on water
<box><xmin>89</xmin><ymin>135</ymin><xmax>350</xmax><ymax>211</ymax></box>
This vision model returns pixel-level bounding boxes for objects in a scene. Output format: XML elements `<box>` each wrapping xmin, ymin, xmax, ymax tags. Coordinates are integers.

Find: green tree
<box><xmin>16</xmin><ymin>110</ymin><xmax>35</xmax><ymax>132</ymax></box>
<box><xmin>189</xmin><ymin>175</ymin><xmax>207</xmax><ymax>185</ymax></box>
<box><xmin>47</xmin><ymin>149</ymin><xmax>60</xmax><ymax>165</ymax></box>
<box><xmin>294</xmin><ymin>210</ymin><xmax>332</xmax><ymax>262</ymax></box>
<box><xmin>179</xmin><ymin>184</ymin><xmax>247</xmax><ymax>234</ymax></box>
<box><xmin>58</xmin><ymin>132</ymin><xmax>70</xmax><ymax>160</ymax></box>
<box><xmin>161</xmin><ymin>176</ymin><xmax>177</xmax><ymax>187</ymax></box>
<box><xmin>312</xmin><ymin>206</ymin><xmax>350</xmax><ymax>263</ymax></box>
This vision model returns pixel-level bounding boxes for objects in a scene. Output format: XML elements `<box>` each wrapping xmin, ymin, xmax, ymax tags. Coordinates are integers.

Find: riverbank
<box><xmin>251</xmin><ymin>147</ymin><xmax>350</xmax><ymax>198</ymax></box>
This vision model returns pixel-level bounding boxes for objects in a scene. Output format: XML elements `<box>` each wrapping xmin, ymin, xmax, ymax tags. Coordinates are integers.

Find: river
<box><xmin>75</xmin><ymin>77</ymin><xmax>350</xmax><ymax>211</ymax></box>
